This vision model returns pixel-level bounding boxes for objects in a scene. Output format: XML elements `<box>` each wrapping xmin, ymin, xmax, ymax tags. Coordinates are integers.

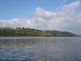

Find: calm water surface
<box><xmin>0</xmin><ymin>37</ymin><xmax>81</xmax><ymax>61</ymax></box>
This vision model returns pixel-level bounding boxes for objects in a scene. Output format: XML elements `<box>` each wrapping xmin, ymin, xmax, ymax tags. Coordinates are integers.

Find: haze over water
<box><xmin>0</xmin><ymin>37</ymin><xmax>81</xmax><ymax>61</ymax></box>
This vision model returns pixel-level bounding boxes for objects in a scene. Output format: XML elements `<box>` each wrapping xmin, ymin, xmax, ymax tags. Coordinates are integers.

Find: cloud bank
<box><xmin>0</xmin><ymin>1</ymin><xmax>81</xmax><ymax>34</ymax></box>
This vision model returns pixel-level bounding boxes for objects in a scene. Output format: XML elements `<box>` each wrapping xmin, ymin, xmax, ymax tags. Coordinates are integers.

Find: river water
<box><xmin>0</xmin><ymin>37</ymin><xmax>81</xmax><ymax>61</ymax></box>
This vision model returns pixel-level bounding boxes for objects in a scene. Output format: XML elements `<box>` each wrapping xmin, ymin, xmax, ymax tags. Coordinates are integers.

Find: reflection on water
<box><xmin>0</xmin><ymin>37</ymin><xmax>81</xmax><ymax>61</ymax></box>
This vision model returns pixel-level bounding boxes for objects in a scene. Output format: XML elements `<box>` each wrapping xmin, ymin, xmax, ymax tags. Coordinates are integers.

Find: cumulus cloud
<box><xmin>59</xmin><ymin>0</ymin><xmax>80</xmax><ymax>16</ymax></box>
<box><xmin>34</xmin><ymin>7</ymin><xmax>56</xmax><ymax>17</ymax></box>
<box><xmin>0</xmin><ymin>18</ymin><xmax>33</xmax><ymax>28</ymax></box>
<box><xmin>0</xmin><ymin>0</ymin><xmax>81</xmax><ymax>34</ymax></box>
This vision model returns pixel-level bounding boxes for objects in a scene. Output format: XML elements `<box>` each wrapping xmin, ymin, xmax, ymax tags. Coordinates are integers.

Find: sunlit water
<box><xmin>0</xmin><ymin>37</ymin><xmax>81</xmax><ymax>61</ymax></box>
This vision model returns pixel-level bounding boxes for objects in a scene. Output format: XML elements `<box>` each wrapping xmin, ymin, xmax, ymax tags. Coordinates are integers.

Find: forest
<box><xmin>0</xmin><ymin>27</ymin><xmax>77</xmax><ymax>37</ymax></box>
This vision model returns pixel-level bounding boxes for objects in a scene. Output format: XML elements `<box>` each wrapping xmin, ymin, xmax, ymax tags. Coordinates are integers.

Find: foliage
<box><xmin>0</xmin><ymin>27</ymin><xmax>77</xmax><ymax>37</ymax></box>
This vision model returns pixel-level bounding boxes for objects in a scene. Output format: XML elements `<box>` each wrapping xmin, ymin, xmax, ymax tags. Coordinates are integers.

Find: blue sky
<box><xmin>0</xmin><ymin>0</ymin><xmax>80</xmax><ymax>19</ymax></box>
<box><xmin>0</xmin><ymin>0</ymin><xmax>81</xmax><ymax>34</ymax></box>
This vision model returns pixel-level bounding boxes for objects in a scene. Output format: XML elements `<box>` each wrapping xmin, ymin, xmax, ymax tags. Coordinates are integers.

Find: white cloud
<box><xmin>0</xmin><ymin>19</ymin><xmax>33</xmax><ymax>28</ymax></box>
<box><xmin>0</xmin><ymin>1</ymin><xmax>81</xmax><ymax>34</ymax></box>
<box><xmin>34</xmin><ymin>7</ymin><xmax>56</xmax><ymax>17</ymax></box>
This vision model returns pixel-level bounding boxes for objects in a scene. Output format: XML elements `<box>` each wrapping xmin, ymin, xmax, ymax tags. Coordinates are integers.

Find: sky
<box><xmin>0</xmin><ymin>0</ymin><xmax>81</xmax><ymax>34</ymax></box>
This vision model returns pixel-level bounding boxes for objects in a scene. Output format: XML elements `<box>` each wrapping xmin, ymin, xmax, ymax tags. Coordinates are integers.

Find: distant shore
<box><xmin>0</xmin><ymin>27</ymin><xmax>78</xmax><ymax>37</ymax></box>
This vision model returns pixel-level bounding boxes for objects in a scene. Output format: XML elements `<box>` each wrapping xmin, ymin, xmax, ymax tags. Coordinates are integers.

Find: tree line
<box><xmin>0</xmin><ymin>27</ymin><xmax>77</xmax><ymax>37</ymax></box>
